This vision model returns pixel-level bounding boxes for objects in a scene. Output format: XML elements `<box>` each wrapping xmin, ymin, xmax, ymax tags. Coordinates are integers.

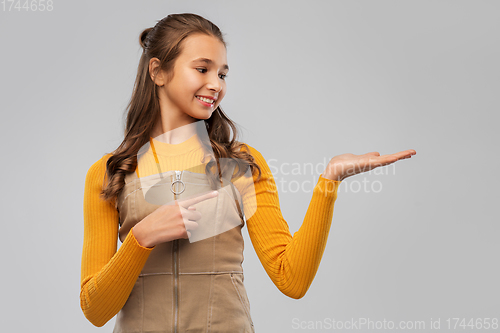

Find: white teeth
<box><xmin>196</xmin><ymin>96</ymin><xmax>214</xmax><ymax>104</ymax></box>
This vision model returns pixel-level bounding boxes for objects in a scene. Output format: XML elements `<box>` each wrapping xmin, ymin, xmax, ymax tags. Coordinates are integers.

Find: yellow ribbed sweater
<box><xmin>81</xmin><ymin>136</ymin><xmax>341</xmax><ymax>327</ymax></box>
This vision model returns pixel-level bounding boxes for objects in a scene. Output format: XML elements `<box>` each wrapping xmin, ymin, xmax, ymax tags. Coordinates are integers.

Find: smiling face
<box><xmin>153</xmin><ymin>33</ymin><xmax>229</xmax><ymax>131</ymax></box>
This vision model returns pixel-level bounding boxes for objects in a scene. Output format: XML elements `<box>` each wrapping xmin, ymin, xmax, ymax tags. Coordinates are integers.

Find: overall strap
<box><xmin>213</xmin><ymin>146</ymin><xmax>245</xmax><ymax>225</ymax></box>
<box><xmin>135</xmin><ymin>137</ymin><xmax>162</xmax><ymax>179</ymax></box>
<box><xmin>226</xmin><ymin>146</ymin><xmax>245</xmax><ymax>224</ymax></box>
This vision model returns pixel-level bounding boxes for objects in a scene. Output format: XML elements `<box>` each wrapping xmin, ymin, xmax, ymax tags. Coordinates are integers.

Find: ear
<box><xmin>149</xmin><ymin>57</ymin><xmax>166</xmax><ymax>86</ymax></box>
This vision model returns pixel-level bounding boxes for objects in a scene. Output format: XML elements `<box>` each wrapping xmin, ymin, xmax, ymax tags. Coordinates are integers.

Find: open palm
<box><xmin>322</xmin><ymin>149</ymin><xmax>416</xmax><ymax>181</ymax></box>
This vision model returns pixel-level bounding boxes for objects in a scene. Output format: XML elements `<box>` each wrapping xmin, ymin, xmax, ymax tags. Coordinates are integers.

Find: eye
<box><xmin>196</xmin><ymin>68</ymin><xmax>227</xmax><ymax>80</ymax></box>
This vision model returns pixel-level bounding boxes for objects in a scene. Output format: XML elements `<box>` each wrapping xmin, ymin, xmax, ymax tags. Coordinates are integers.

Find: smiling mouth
<box><xmin>196</xmin><ymin>96</ymin><xmax>216</xmax><ymax>103</ymax></box>
<box><xmin>196</xmin><ymin>96</ymin><xmax>215</xmax><ymax>107</ymax></box>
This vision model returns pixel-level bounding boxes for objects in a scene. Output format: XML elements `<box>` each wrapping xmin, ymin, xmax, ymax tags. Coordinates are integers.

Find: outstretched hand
<box><xmin>321</xmin><ymin>149</ymin><xmax>416</xmax><ymax>181</ymax></box>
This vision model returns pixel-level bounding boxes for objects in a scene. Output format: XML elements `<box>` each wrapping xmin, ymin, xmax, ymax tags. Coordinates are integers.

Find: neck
<box><xmin>151</xmin><ymin>118</ymin><xmax>199</xmax><ymax>144</ymax></box>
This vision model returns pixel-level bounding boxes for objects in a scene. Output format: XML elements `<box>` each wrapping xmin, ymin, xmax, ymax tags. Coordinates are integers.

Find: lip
<box><xmin>196</xmin><ymin>95</ymin><xmax>217</xmax><ymax>102</ymax></box>
<box><xmin>196</xmin><ymin>96</ymin><xmax>215</xmax><ymax>107</ymax></box>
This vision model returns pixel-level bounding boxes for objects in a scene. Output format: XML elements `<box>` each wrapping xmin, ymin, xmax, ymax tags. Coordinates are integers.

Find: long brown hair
<box><xmin>100</xmin><ymin>13</ymin><xmax>261</xmax><ymax>207</ymax></box>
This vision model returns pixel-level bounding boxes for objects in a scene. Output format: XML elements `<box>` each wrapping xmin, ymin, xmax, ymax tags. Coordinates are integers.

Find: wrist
<box><xmin>132</xmin><ymin>223</ymin><xmax>154</xmax><ymax>249</ymax></box>
<box><xmin>321</xmin><ymin>170</ymin><xmax>343</xmax><ymax>181</ymax></box>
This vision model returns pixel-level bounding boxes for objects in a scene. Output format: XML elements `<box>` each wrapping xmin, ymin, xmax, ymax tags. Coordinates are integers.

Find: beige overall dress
<box><xmin>113</xmin><ymin>143</ymin><xmax>256</xmax><ymax>333</ymax></box>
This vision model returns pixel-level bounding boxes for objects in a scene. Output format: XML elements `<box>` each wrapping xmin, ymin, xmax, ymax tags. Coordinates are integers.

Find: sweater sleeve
<box><xmin>240</xmin><ymin>144</ymin><xmax>341</xmax><ymax>299</ymax></box>
<box><xmin>80</xmin><ymin>154</ymin><xmax>155</xmax><ymax>327</ymax></box>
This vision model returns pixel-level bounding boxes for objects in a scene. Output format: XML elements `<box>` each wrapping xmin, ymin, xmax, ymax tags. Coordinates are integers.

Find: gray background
<box><xmin>1</xmin><ymin>0</ymin><xmax>498</xmax><ymax>332</ymax></box>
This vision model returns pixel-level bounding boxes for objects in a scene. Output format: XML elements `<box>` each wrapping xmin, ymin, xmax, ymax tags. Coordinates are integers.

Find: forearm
<box><xmin>243</xmin><ymin>144</ymin><xmax>341</xmax><ymax>299</ymax></box>
<box><xmin>248</xmin><ymin>175</ymin><xmax>340</xmax><ymax>299</ymax></box>
<box><xmin>277</xmin><ymin>175</ymin><xmax>340</xmax><ymax>298</ymax></box>
<box><xmin>81</xmin><ymin>154</ymin><xmax>154</xmax><ymax>327</ymax></box>
<box><xmin>80</xmin><ymin>229</ymin><xmax>153</xmax><ymax>327</ymax></box>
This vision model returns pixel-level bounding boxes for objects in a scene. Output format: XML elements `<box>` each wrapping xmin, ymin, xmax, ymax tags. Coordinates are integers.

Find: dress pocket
<box><xmin>230</xmin><ymin>273</ymin><xmax>255</xmax><ymax>331</ymax></box>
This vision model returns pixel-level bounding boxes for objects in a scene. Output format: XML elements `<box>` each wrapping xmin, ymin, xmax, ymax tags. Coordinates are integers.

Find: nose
<box><xmin>206</xmin><ymin>73</ymin><xmax>222</xmax><ymax>92</ymax></box>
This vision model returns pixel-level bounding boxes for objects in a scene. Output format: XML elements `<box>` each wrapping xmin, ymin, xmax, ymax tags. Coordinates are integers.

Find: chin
<box><xmin>192</xmin><ymin>111</ymin><xmax>215</xmax><ymax>120</ymax></box>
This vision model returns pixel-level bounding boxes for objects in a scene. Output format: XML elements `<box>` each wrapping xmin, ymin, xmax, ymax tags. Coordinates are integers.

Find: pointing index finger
<box><xmin>178</xmin><ymin>190</ymin><xmax>219</xmax><ymax>208</ymax></box>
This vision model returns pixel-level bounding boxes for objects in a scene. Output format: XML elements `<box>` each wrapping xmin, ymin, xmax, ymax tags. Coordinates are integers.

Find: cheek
<box><xmin>182</xmin><ymin>77</ymin><xmax>200</xmax><ymax>94</ymax></box>
<box><xmin>178</xmin><ymin>70</ymin><xmax>199</xmax><ymax>92</ymax></box>
<box><xmin>219</xmin><ymin>87</ymin><xmax>227</xmax><ymax>101</ymax></box>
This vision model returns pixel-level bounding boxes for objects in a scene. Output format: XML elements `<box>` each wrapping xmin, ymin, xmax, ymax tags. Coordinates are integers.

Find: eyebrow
<box><xmin>191</xmin><ymin>57</ymin><xmax>229</xmax><ymax>71</ymax></box>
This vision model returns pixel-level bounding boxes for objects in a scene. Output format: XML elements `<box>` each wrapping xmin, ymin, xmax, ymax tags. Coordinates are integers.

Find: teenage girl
<box><xmin>80</xmin><ymin>13</ymin><xmax>416</xmax><ymax>333</ymax></box>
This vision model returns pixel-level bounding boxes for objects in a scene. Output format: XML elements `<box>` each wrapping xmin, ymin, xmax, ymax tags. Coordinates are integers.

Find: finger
<box><xmin>178</xmin><ymin>190</ymin><xmax>218</xmax><ymax>208</ymax></box>
<box><xmin>183</xmin><ymin>220</ymin><xmax>199</xmax><ymax>232</ymax></box>
<box><xmin>362</xmin><ymin>155</ymin><xmax>399</xmax><ymax>169</ymax></box>
<box><xmin>365</xmin><ymin>150</ymin><xmax>415</xmax><ymax>166</ymax></box>
<box><xmin>393</xmin><ymin>150</ymin><xmax>415</xmax><ymax>160</ymax></box>
<box><xmin>392</xmin><ymin>149</ymin><xmax>416</xmax><ymax>158</ymax></box>
<box><xmin>181</xmin><ymin>208</ymin><xmax>202</xmax><ymax>221</ymax></box>
<box><xmin>373</xmin><ymin>151</ymin><xmax>412</xmax><ymax>166</ymax></box>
